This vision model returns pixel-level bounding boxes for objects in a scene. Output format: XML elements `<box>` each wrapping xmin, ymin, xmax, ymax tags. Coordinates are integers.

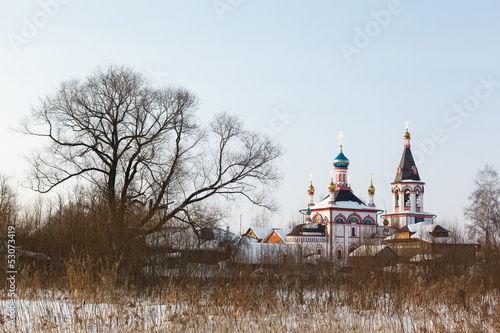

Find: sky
<box><xmin>1</xmin><ymin>0</ymin><xmax>499</xmax><ymax>233</ymax></box>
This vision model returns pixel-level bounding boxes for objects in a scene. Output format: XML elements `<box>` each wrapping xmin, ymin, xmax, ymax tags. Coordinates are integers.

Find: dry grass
<box><xmin>1</xmin><ymin>254</ymin><xmax>499</xmax><ymax>332</ymax></box>
<box><xmin>1</xmin><ymin>197</ymin><xmax>499</xmax><ymax>332</ymax></box>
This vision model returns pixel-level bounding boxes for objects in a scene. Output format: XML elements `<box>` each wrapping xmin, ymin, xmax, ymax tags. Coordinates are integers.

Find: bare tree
<box><xmin>286</xmin><ymin>208</ymin><xmax>306</xmax><ymax>229</ymax></box>
<box><xmin>21</xmin><ymin>66</ymin><xmax>282</xmax><ymax>241</ymax></box>
<box><xmin>0</xmin><ymin>174</ymin><xmax>17</xmax><ymax>231</ymax></box>
<box><xmin>464</xmin><ymin>164</ymin><xmax>500</xmax><ymax>251</ymax></box>
<box><xmin>250</xmin><ymin>208</ymin><xmax>272</xmax><ymax>228</ymax></box>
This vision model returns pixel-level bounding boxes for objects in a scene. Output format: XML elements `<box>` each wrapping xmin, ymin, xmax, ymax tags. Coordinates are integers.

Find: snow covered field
<box><xmin>2</xmin><ymin>287</ymin><xmax>498</xmax><ymax>332</ymax></box>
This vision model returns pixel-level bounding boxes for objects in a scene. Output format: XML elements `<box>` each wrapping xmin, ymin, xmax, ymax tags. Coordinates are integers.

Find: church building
<box><xmin>287</xmin><ymin>132</ymin><xmax>382</xmax><ymax>261</ymax></box>
<box><xmin>287</xmin><ymin>126</ymin><xmax>436</xmax><ymax>262</ymax></box>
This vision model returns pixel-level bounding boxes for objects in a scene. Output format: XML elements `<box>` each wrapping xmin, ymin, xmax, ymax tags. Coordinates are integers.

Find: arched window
<box><xmin>351</xmin><ymin>227</ymin><xmax>356</xmax><ymax>237</ymax></box>
<box><xmin>349</xmin><ymin>246</ymin><xmax>357</xmax><ymax>255</ymax></box>
<box><xmin>394</xmin><ymin>189</ymin><xmax>399</xmax><ymax>207</ymax></box>
<box><xmin>404</xmin><ymin>189</ymin><xmax>411</xmax><ymax>206</ymax></box>
<box><xmin>337</xmin><ymin>249</ymin><xmax>342</xmax><ymax>260</ymax></box>
<box><xmin>416</xmin><ymin>191</ymin><xmax>421</xmax><ymax>207</ymax></box>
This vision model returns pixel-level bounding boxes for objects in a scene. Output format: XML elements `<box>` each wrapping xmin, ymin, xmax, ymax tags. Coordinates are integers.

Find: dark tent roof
<box><xmin>319</xmin><ymin>189</ymin><xmax>366</xmax><ymax>206</ymax></box>
<box><xmin>432</xmin><ymin>225</ymin><xmax>449</xmax><ymax>233</ymax></box>
<box><xmin>396</xmin><ymin>225</ymin><xmax>412</xmax><ymax>233</ymax></box>
<box><xmin>394</xmin><ymin>147</ymin><xmax>421</xmax><ymax>182</ymax></box>
<box><xmin>334</xmin><ymin>189</ymin><xmax>365</xmax><ymax>205</ymax></box>
<box><xmin>288</xmin><ymin>223</ymin><xmax>326</xmax><ymax>237</ymax></box>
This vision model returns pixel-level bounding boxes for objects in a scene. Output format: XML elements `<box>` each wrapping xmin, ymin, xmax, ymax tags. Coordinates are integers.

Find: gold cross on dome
<box><xmin>371</xmin><ymin>173</ymin><xmax>373</xmax><ymax>181</ymax></box>
<box><xmin>337</xmin><ymin>131</ymin><xmax>343</xmax><ymax>146</ymax></box>
<box><xmin>310</xmin><ymin>174</ymin><xmax>313</xmax><ymax>182</ymax></box>
<box><xmin>330</xmin><ymin>170</ymin><xmax>333</xmax><ymax>178</ymax></box>
<box><xmin>405</xmin><ymin>121</ymin><xmax>409</xmax><ymax>130</ymax></box>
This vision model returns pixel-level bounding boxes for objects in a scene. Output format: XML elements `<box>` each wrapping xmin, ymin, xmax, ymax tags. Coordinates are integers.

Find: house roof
<box><xmin>334</xmin><ymin>189</ymin><xmax>364</xmax><ymax>204</ymax></box>
<box><xmin>287</xmin><ymin>223</ymin><xmax>325</xmax><ymax>237</ymax></box>
<box><xmin>394</xmin><ymin>147</ymin><xmax>421</xmax><ymax>182</ymax></box>
<box><xmin>242</xmin><ymin>227</ymin><xmax>274</xmax><ymax>240</ymax></box>
<box><xmin>310</xmin><ymin>189</ymin><xmax>381</xmax><ymax>211</ymax></box>
<box><xmin>349</xmin><ymin>245</ymin><xmax>399</xmax><ymax>257</ymax></box>
<box><xmin>262</xmin><ymin>228</ymin><xmax>292</xmax><ymax>243</ymax></box>
<box><xmin>396</xmin><ymin>225</ymin><xmax>412</xmax><ymax>233</ymax></box>
<box><xmin>370</xmin><ymin>226</ymin><xmax>398</xmax><ymax>238</ymax></box>
<box><xmin>385</xmin><ymin>222</ymin><xmax>477</xmax><ymax>245</ymax></box>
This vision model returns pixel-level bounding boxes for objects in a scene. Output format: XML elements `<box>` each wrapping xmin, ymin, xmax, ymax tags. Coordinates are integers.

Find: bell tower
<box><xmin>382</xmin><ymin>124</ymin><xmax>435</xmax><ymax>227</ymax></box>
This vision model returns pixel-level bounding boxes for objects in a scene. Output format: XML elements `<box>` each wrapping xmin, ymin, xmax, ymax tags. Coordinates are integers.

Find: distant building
<box><xmin>381</xmin><ymin>126</ymin><xmax>436</xmax><ymax>227</ymax></box>
<box><xmin>349</xmin><ymin>245</ymin><xmax>400</xmax><ymax>267</ymax></box>
<box><xmin>287</xmin><ymin>131</ymin><xmax>382</xmax><ymax>261</ymax></box>
<box><xmin>262</xmin><ymin>229</ymin><xmax>291</xmax><ymax>244</ymax></box>
<box><xmin>241</xmin><ymin>227</ymin><xmax>274</xmax><ymax>242</ymax></box>
<box><xmin>383</xmin><ymin>222</ymin><xmax>478</xmax><ymax>263</ymax></box>
<box><xmin>288</xmin><ymin>126</ymin><xmax>456</xmax><ymax>263</ymax></box>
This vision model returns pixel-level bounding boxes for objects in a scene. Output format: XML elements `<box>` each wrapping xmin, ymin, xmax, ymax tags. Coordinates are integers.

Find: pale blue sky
<box><xmin>1</xmin><ymin>1</ymin><xmax>500</xmax><ymax>232</ymax></box>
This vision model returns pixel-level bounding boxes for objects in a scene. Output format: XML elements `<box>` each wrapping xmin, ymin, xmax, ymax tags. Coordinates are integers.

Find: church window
<box><xmin>351</xmin><ymin>227</ymin><xmax>356</xmax><ymax>237</ymax></box>
<box><xmin>394</xmin><ymin>189</ymin><xmax>399</xmax><ymax>207</ymax></box>
<box><xmin>349</xmin><ymin>246</ymin><xmax>357</xmax><ymax>255</ymax></box>
<box><xmin>404</xmin><ymin>189</ymin><xmax>411</xmax><ymax>206</ymax></box>
<box><xmin>337</xmin><ymin>249</ymin><xmax>342</xmax><ymax>260</ymax></box>
<box><xmin>397</xmin><ymin>167</ymin><xmax>402</xmax><ymax>175</ymax></box>
<box><xmin>416</xmin><ymin>192</ymin><xmax>421</xmax><ymax>207</ymax></box>
<box><xmin>412</xmin><ymin>166</ymin><xmax>418</xmax><ymax>175</ymax></box>
<box><xmin>317</xmin><ymin>248</ymin><xmax>322</xmax><ymax>255</ymax></box>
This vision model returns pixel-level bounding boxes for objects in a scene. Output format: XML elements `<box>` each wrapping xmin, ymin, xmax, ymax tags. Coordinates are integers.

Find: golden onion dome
<box><xmin>404</xmin><ymin>128</ymin><xmax>411</xmax><ymax>139</ymax></box>
<box><xmin>328</xmin><ymin>178</ymin><xmax>335</xmax><ymax>191</ymax></box>
<box><xmin>383</xmin><ymin>218</ymin><xmax>389</xmax><ymax>226</ymax></box>
<box><xmin>308</xmin><ymin>181</ymin><xmax>315</xmax><ymax>194</ymax></box>
<box><xmin>368</xmin><ymin>182</ymin><xmax>375</xmax><ymax>195</ymax></box>
<box><xmin>368</xmin><ymin>173</ymin><xmax>375</xmax><ymax>194</ymax></box>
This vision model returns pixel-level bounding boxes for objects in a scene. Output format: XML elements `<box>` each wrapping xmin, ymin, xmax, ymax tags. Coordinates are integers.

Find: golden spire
<box><xmin>337</xmin><ymin>131</ymin><xmax>344</xmax><ymax>152</ymax></box>
<box><xmin>328</xmin><ymin>170</ymin><xmax>335</xmax><ymax>191</ymax></box>
<box><xmin>368</xmin><ymin>173</ymin><xmax>375</xmax><ymax>194</ymax></box>
<box><xmin>404</xmin><ymin>121</ymin><xmax>411</xmax><ymax>139</ymax></box>
<box><xmin>308</xmin><ymin>174</ymin><xmax>315</xmax><ymax>194</ymax></box>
